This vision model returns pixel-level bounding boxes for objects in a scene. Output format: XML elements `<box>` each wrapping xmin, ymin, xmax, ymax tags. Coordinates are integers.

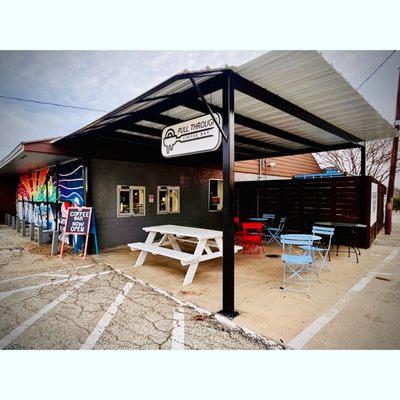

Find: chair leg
<box><xmin>354</xmin><ymin>247</ymin><xmax>359</xmax><ymax>263</ymax></box>
<box><xmin>283</xmin><ymin>263</ymin><xmax>286</xmax><ymax>291</ymax></box>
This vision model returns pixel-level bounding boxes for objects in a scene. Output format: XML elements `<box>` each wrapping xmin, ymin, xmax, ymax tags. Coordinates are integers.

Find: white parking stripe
<box><xmin>0</xmin><ymin>273</ymin><xmax>71</xmax><ymax>284</ymax></box>
<box><xmin>74</xmin><ymin>264</ymin><xmax>96</xmax><ymax>270</ymax></box>
<box><xmin>0</xmin><ymin>274</ymin><xmax>95</xmax><ymax>349</ymax></box>
<box><xmin>0</xmin><ymin>271</ymin><xmax>112</xmax><ymax>301</ymax></box>
<box><xmin>171</xmin><ymin>306</ymin><xmax>185</xmax><ymax>350</ymax></box>
<box><xmin>0</xmin><ymin>264</ymin><xmax>97</xmax><ymax>285</ymax></box>
<box><xmin>288</xmin><ymin>247</ymin><xmax>400</xmax><ymax>349</ymax></box>
<box><xmin>81</xmin><ymin>282</ymin><xmax>134</xmax><ymax>350</ymax></box>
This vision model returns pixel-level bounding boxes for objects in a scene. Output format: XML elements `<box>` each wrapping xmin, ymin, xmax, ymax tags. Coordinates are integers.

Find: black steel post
<box><xmin>360</xmin><ymin>144</ymin><xmax>366</xmax><ymax>176</ymax></box>
<box><xmin>84</xmin><ymin>159</ymin><xmax>94</xmax><ymax>253</ymax></box>
<box><xmin>45</xmin><ymin>173</ymin><xmax>49</xmax><ymax>229</ymax></box>
<box><xmin>219</xmin><ymin>71</ymin><xmax>238</xmax><ymax>318</ymax></box>
<box><xmin>83</xmin><ymin>159</ymin><xmax>92</xmax><ymax>206</ymax></box>
<box><xmin>55</xmin><ymin>165</ymin><xmax>59</xmax><ymax>231</ymax></box>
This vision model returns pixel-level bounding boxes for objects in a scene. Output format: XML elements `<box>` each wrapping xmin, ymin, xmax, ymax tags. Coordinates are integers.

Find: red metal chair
<box><xmin>241</xmin><ymin>222</ymin><xmax>265</xmax><ymax>254</ymax></box>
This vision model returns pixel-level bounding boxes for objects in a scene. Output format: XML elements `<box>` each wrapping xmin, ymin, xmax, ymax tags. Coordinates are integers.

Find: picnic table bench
<box><xmin>128</xmin><ymin>224</ymin><xmax>242</xmax><ymax>286</ymax></box>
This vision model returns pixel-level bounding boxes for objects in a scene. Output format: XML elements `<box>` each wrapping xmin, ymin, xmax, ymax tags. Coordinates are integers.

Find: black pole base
<box><xmin>218</xmin><ymin>309</ymin><xmax>239</xmax><ymax>319</ymax></box>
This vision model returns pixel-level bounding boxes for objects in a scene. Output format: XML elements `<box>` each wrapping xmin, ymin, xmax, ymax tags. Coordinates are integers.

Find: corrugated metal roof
<box><xmin>57</xmin><ymin>51</ymin><xmax>397</xmax><ymax>159</ymax></box>
<box><xmin>233</xmin><ymin>51</ymin><xmax>395</xmax><ymax>143</ymax></box>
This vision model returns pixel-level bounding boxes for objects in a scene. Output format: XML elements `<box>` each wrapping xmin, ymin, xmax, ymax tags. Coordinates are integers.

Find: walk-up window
<box><xmin>117</xmin><ymin>185</ymin><xmax>146</xmax><ymax>217</ymax></box>
<box><xmin>157</xmin><ymin>186</ymin><xmax>180</xmax><ymax>214</ymax></box>
<box><xmin>208</xmin><ymin>179</ymin><xmax>223</xmax><ymax>212</ymax></box>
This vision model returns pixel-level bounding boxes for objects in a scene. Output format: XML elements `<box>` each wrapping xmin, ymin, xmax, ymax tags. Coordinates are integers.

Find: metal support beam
<box><xmin>73</xmin><ymin>75</ymin><xmax>224</xmax><ymax>136</ymax></box>
<box><xmin>385</xmin><ymin>136</ymin><xmax>399</xmax><ymax>234</ymax></box>
<box><xmin>385</xmin><ymin>68</ymin><xmax>400</xmax><ymax>235</ymax></box>
<box><xmin>233</xmin><ymin>72</ymin><xmax>362</xmax><ymax>144</ymax></box>
<box><xmin>143</xmin><ymin>114</ymin><xmax>181</xmax><ymax>126</ymax></box>
<box><xmin>189</xmin><ymin>77</ymin><xmax>227</xmax><ymax>140</ymax></box>
<box><xmin>360</xmin><ymin>143</ymin><xmax>366</xmax><ymax>176</ymax></box>
<box><xmin>219</xmin><ymin>72</ymin><xmax>238</xmax><ymax>318</ymax></box>
<box><xmin>183</xmin><ymin>98</ymin><xmax>328</xmax><ymax>151</ymax></box>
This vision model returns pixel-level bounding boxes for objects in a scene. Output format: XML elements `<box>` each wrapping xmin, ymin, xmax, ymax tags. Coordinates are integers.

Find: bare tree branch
<box><xmin>314</xmin><ymin>138</ymin><xmax>400</xmax><ymax>185</ymax></box>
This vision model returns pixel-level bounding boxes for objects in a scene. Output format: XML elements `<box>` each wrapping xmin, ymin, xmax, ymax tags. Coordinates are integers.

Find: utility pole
<box><xmin>385</xmin><ymin>68</ymin><xmax>400</xmax><ymax>234</ymax></box>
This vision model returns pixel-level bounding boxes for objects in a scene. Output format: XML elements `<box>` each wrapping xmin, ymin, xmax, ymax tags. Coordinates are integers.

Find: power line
<box><xmin>0</xmin><ymin>94</ymin><xmax>107</xmax><ymax>112</ymax></box>
<box><xmin>357</xmin><ymin>50</ymin><xmax>397</xmax><ymax>90</ymax></box>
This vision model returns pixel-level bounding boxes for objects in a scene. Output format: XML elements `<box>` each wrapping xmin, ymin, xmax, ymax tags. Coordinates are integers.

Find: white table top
<box><xmin>143</xmin><ymin>224</ymin><xmax>223</xmax><ymax>239</ymax></box>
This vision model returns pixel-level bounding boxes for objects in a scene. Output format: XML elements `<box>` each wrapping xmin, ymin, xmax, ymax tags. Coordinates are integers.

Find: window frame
<box><xmin>117</xmin><ymin>185</ymin><xmax>146</xmax><ymax>218</ymax></box>
<box><xmin>157</xmin><ymin>185</ymin><xmax>180</xmax><ymax>215</ymax></box>
<box><xmin>208</xmin><ymin>178</ymin><xmax>223</xmax><ymax>212</ymax></box>
<box><xmin>131</xmin><ymin>185</ymin><xmax>146</xmax><ymax>217</ymax></box>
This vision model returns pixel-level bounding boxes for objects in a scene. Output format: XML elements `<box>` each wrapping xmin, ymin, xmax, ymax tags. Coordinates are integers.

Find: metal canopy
<box><xmin>56</xmin><ymin>51</ymin><xmax>397</xmax><ymax>161</ymax></box>
<box><xmin>33</xmin><ymin>52</ymin><xmax>400</xmax><ymax>318</ymax></box>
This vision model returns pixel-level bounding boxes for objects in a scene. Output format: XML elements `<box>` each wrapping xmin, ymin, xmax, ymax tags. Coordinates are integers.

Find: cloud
<box><xmin>0</xmin><ymin>50</ymin><xmax>263</xmax><ymax>159</ymax></box>
<box><xmin>0</xmin><ymin>50</ymin><xmax>398</xmax><ymax>161</ymax></box>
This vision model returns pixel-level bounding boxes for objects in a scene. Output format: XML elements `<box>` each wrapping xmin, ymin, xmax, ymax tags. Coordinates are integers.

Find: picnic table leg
<box><xmin>183</xmin><ymin>238</ymin><xmax>207</xmax><ymax>286</ymax></box>
<box><xmin>166</xmin><ymin>234</ymin><xmax>182</xmax><ymax>252</ymax></box>
<box><xmin>135</xmin><ymin>231</ymin><xmax>157</xmax><ymax>267</ymax></box>
<box><xmin>215</xmin><ymin>237</ymin><xmax>223</xmax><ymax>253</ymax></box>
<box><xmin>158</xmin><ymin>234</ymin><xmax>167</xmax><ymax>246</ymax></box>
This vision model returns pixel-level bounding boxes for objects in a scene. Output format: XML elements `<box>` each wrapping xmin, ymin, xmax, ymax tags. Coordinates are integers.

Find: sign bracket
<box><xmin>189</xmin><ymin>77</ymin><xmax>228</xmax><ymax>141</ymax></box>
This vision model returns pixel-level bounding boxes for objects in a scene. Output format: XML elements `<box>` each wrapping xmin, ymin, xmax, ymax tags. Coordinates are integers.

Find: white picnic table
<box><xmin>128</xmin><ymin>224</ymin><xmax>242</xmax><ymax>286</ymax></box>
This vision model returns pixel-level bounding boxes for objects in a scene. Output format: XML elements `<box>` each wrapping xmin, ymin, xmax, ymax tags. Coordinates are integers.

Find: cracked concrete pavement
<box><xmin>0</xmin><ymin>225</ymin><xmax>283</xmax><ymax>350</ymax></box>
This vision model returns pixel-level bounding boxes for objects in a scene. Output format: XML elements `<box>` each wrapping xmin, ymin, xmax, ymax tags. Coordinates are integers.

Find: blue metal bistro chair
<box><xmin>265</xmin><ymin>217</ymin><xmax>286</xmax><ymax>245</ymax></box>
<box><xmin>281</xmin><ymin>235</ymin><xmax>314</xmax><ymax>294</ymax></box>
<box><xmin>300</xmin><ymin>226</ymin><xmax>335</xmax><ymax>276</ymax></box>
<box><xmin>262</xmin><ymin>213</ymin><xmax>275</xmax><ymax>226</ymax></box>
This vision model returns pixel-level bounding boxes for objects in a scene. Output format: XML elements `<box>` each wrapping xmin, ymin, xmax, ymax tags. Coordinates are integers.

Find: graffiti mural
<box><xmin>17</xmin><ymin>167</ymin><xmax>57</xmax><ymax>202</ymax></box>
<box><xmin>58</xmin><ymin>164</ymin><xmax>84</xmax><ymax>206</ymax></box>
<box><xmin>16</xmin><ymin>162</ymin><xmax>85</xmax><ymax>230</ymax></box>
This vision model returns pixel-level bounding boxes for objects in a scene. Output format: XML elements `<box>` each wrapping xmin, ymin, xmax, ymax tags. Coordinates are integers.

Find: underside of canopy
<box><xmin>55</xmin><ymin>51</ymin><xmax>397</xmax><ymax>162</ymax></box>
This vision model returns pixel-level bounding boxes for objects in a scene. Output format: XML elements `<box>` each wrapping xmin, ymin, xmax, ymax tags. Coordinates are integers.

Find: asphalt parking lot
<box><xmin>0</xmin><ymin>226</ymin><xmax>282</xmax><ymax>350</ymax></box>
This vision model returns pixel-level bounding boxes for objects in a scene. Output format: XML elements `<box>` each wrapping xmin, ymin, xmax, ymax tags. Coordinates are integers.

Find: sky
<box><xmin>0</xmin><ymin>50</ymin><xmax>399</xmax><ymax>162</ymax></box>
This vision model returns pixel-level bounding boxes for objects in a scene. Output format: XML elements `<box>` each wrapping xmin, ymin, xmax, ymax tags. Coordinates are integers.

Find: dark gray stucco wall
<box><xmin>91</xmin><ymin>159</ymin><xmax>222</xmax><ymax>249</ymax></box>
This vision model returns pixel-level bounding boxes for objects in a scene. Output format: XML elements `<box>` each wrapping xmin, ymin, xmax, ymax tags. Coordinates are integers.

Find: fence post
<box><xmin>21</xmin><ymin>218</ymin><xmax>26</xmax><ymax>236</ymax></box>
<box><xmin>11</xmin><ymin>216</ymin><xmax>16</xmax><ymax>229</ymax></box>
<box><xmin>38</xmin><ymin>226</ymin><xmax>43</xmax><ymax>245</ymax></box>
<box><xmin>30</xmin><ymin>224</ymin><xmax>35</xmax><ymax>240</ymax></box>
<box><xmin>51</xmin><ymin>230</ymin><xmax>58</xmax><ymax>255</ymax></box>
<box><xmin>16</xmin><ymin>217</ymin><xmax>20</xmax><ymax>233</ymax></box>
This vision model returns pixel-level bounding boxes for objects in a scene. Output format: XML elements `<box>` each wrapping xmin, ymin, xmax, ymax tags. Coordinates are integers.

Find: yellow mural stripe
<box><xmin>20</xmin><ymin>174</ymin><xmax>32</xmax><ymax>199</ymax></box>
<box><xmin>38</xmin><ymin>169</ymin><xmax>48</xmax><ymax>190</ymax></box>
<box><xmin>31</xmin><ymin>171</ymin><xmax>37</xmax><ymax>199</ymax></box>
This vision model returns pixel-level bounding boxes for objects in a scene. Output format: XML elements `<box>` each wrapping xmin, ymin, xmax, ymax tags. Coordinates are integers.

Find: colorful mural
<box><xmin>16</xmin><ymin>162</ymin><xmax>85</xmax><ymax>229</ymax></box>
<box><xmin>17</xmin><ymin>167</ymin><xmax>57</xmax><ymax>202</ymax></box>
<box><xmin>58</xmin><ymin>164</ymin><xmax>84</xmax><ymax>206</ymax></box>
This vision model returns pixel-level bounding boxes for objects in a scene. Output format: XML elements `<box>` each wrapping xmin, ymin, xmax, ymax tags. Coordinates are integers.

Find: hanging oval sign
<box><xmin>161</xmin><ymin>113</ymin><xmax>222</xmax><ymax>158</ymax></box>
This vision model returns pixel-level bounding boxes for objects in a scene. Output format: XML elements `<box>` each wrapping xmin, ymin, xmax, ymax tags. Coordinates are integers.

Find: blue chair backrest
<box><xmin>262</xmin><ymin>213</ymin><xmax>275</xmax><ymax>221</ymax></box>
<box><xmin>281</xmin><ymin>236</ymin><xmax>313</xmax><ymax>256</ymax></box>
<box><xmin>312</xmin><ymin>226</ymin><xmax>334</xmax><ymax>237</ymax></box>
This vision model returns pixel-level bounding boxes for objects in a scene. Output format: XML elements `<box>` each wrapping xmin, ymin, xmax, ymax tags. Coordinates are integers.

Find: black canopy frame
<box><xmin>58</xmin><ymin>68</ymin><xmax>369</xmax><ymax>317</ymax></box>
